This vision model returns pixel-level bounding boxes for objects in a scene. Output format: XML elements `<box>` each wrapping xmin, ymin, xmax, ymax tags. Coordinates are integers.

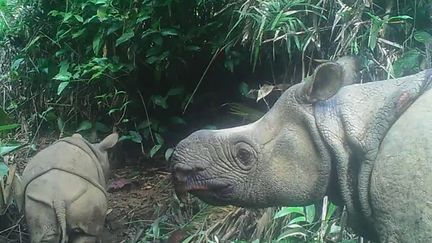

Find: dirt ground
<box><xmin>102</xmin><ymin>165</ymin><xmax>174</xmax><ymax>243</ymax></box>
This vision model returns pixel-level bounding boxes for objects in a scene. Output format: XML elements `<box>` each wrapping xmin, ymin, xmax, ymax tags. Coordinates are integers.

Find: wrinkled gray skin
<box><xmin>172</xmin><ymin>57</ymin><xmax>432</xmax><ymax>242</ymax></box>
<box><xmin>21</xmin><ymin>133</ymin><xmax>118</xmax><ymax>243</ymax></box>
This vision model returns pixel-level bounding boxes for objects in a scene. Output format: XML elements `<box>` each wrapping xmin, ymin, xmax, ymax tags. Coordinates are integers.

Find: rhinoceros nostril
<box><xmin>173</xmin><ymin>163</ymin><xmax>206</xmax><ymax>183</ymax></box>
<box><xmin>173</xmin><ymin>164</ymin><xmax>194</xmax><ymax>182</ymax></box>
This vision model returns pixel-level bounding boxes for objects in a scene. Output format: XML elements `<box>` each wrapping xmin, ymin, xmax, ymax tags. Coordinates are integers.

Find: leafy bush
<box><xmin>3</xmin><ymin>0</ymin><xmax>431</xmax><ymax>155</ymax></box>
<box><xmin>2</xmin><ymin>0</ymin><xmax>238</xmax><ymax>157</ymax></box>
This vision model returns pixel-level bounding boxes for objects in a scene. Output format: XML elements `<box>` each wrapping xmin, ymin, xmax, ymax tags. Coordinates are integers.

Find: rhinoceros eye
<box><xmin>237</xmin><ymin>148</ymin><xmax>251</xmax><ymax>162</ymax></box>
<box><xmin>234</xmin><ymin>142</ymin><xmax>256</xmax><ymax>167</ymax></box>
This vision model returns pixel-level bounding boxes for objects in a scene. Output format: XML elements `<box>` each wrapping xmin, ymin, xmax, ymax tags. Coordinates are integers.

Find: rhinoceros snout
<box><xmin>172</xmin><ymin>161</ymin><xmax>206</xmax><ymax>181</ymax></box>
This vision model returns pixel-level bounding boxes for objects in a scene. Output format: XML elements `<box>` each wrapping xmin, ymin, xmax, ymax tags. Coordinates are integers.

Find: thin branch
<box><xmin>137</xmin><ymin>91</ymin><xmax>155</xmax><ymax>145</ymax></box>
<box><xmin>182</xmin><ymin>48</ymin><xmax>223</xmax><ymax>114</ymax></box>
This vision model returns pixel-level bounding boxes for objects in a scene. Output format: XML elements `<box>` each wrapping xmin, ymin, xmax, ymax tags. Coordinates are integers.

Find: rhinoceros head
<box><xmin>71</xmin><ymin>132</ymin><xmax>119</xmax><ymax>177</ymax></box>
<box><xmin>172</xmin><ymin>58</ymin><xmax>358</xmax><ymax>207</ymax></box>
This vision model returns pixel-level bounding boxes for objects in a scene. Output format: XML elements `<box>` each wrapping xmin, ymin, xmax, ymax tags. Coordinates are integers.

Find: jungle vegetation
<box><xmin>0</xmin><ymin>0</ymin><xmax>430</xmax><ymax>242</ymax></box>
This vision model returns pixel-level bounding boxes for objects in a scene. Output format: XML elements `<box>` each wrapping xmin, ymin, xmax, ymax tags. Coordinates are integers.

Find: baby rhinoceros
<box><xmin>22</xmin><ymin>133</ymin><xmax>118</xmax><ymax>243</ymax></box>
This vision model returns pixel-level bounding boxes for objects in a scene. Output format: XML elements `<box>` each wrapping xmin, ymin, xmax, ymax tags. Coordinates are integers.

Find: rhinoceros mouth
<box><xmin>174</xmin><ymin>177</ymin><xmax>233</xmax><ymax>200</ymax></box>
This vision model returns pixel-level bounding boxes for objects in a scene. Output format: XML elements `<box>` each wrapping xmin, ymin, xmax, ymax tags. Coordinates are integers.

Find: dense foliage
<box><xmin>0</xmin><ymin>0</ymin><xmax>431</xmax><ymax>242</ymax></box>
<box><xmin>2</xmin><ymin>0</ymin><xmax>432</xmax><ymax>156</ymax></box>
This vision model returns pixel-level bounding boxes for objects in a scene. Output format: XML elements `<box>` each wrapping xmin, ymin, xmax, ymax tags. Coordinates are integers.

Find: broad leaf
<box><xmin>76</xmin><ymin>120</ymin><xmax>92</xmax><ymax>132</ymax></box>
<box><xmin>57</xmin><ymin>82</ymin><xmax>70</xmax><ymax>95</ymax></box>
<box><xmin>414</xmin><ymin>31</ymin><xmax>432</xmax><ymax>44</ymax></box>
<box><xmin>256</xmin><ymin>84</ymin><xmax>274</xmax><ymax>102</ymax></box>
<box><xmin>0</xmin><ymin>144</ymin><xmax>23</xmax><ymax>156</ymax></box>
<box><xmin>164</xmin><ymin>148</ymin><xmax>174</xmax><ymax>161</ymax></box>
<box><xmin>154</xmin><ymin>133</ymin><xmax>164</xmax><ymax>145</ymax></box>
<box><xmin>166</xmin><ymin>87</ymin><xmax>184</xmax><ymax>96</ymax></box>
<box><xmin>116</xmin><ymin>31</ymin><xmax>135</xmax><ymax>46</ymax></box>
<box><xmin>393</xmin><ymin>50</ymin><xmax>422</xmax><ymax>77</ymax></box>
<box><xmin>151</xmin><ymin>95</ymin><xmax>168</xmax><ymax>109</ymax></box>
<box><xmin>170</xmin><ymin>116</ymin><xmax>186</xmax><ymax>125</ymax></box>
<box><xmin>160</xmin><ymin>28</ymin><xmax>178</xmax><ymax>36</ymax></box>
<box><xmin>150</xmin><ymin>144</ymin><xmax>162</xmax><ymax>158</ymax></box>
<box><xmin>53</xmin><ymin>61</ymin><xmax>72</xmax><ymax>82</ymax></box>
<box><xmin>305</xmin><ymin>204</ymin><xmax>315</xmax><ymax>223</ymax></box>
<box><xmin>274</xmin><ymin>206</ymin><xmax>305</xmax><ymax>219</ymax></box>
<box><xmin>128</xmin><ymin>131</ymin><xmax>142</xmax><ymax>143</ymax></box>
<box><xmin>11</xmin><ymin>58</ymin><xmax>24</xmax><ymax>71</ymax></box>
<box><xmin>0</xmin><ymin>124</ymin><xmax>20</xmax><ymax>132</ymax></box>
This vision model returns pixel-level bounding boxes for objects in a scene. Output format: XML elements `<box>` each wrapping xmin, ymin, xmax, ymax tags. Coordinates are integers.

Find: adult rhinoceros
<box><xmin>171</xmin><ymin>57</ymin><xmax>432</xmax><ymax>242</ymax></box>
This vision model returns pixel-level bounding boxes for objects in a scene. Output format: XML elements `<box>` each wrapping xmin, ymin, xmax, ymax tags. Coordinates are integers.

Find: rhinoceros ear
<box><xmin>300</xmin><ymin>62</ymin><xmax>344</xmax><ymax>103</ymax></box>
<box><xmin>72</xmin><ymin>133</ymin><xmax>83</xmax><ymax>139</ymax></box>
<box><xmin>98</xmin><ymin>133</ymin><xmax>119</xmax><ymax>151</ymax></box>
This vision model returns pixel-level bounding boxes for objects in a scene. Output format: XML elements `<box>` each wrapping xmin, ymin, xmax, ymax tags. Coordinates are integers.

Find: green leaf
<box><xmin>160</xmin><ymin>28</ymin><xmax>178</xmax><ymax>36</ymax></box>
<box><xmin>256</xmin><ymin>84</ymin><xmax>274</xmax><ymax>101</ymax></box>
<box><xmin>393</xmin><ymin>50</ymin><xmax>422</xmax><ymax>77</ymax></box>
<box><xmin>62</xmin><ymin>12</ymin><xmax>73</xmax><ymax>22</ymax></box>
<box><xmin>11</xmin><ymin>58</ymin><xmax>24</xmax><ymax>71</ymax></box>
<box><xmin>0</xmin><ymin>124</ymin><xmax>20</xmax><ymax>132</ymax></box>
<box><xmin>166</xmin><ymin>87</ymin><xmax>184</xmax><ymax>96</ymax></box>
<box><xmin>388</xmin><ymin>15</ymin><xmax>413</xmax><ymax>21</ymax></box>
<box><xmin>276</xmin><ymin>226</ymin><xmax>307</xmax><ymax>241</ymax></box>
<box><xmin>72</xmin><ymin>29</ymin><xmax>86</xmax><ymax>38</ymax></box>
<box><xmin>288</xmin><ymin>216</ymin><xmax>307</xmax><ymax>225</ymax></box>
<box><xmin>367</xmin><ymin>14</ymin><xmax>383</xmax><ymax>50</ymax></box>
<box><xmin>185</xmin><ymin>45</ymin><xmax>200</xmax><ymax>51</ymax></box>
<box><xmin>305</xmin><ymin>205</ymin><xmax>315</xmax><ymax>223</ymax></box>
<box><xmin>119</xmin><ymin>131</ymin><xmax>142</xmax><ymax>143</ymax></box>
<box><xmin>414</xmin><ymin>31</ymin><xmax>432</xmax><ymax>44</ymax></box>
<box><xmin>116</xmin><ymin>31</ymin><xmax>135</xmax><ymax>46</ymax></box>
<box><xmin>53</xmin><ymin>61</ymin><xmax>72</xmax><ymax>82</ymax></box>
<box><xmin>74</xmin><ymin>15</ymin><xmax>83</xmax><ymax>22</ymax></box>
<box><xmin>154</xmin><ymin>133</ymin><xmax>164</xmax><ymax>145</ymax></box>
<box><xmin>93</xmin><ymin>0</ymin><xmax>107</xmax><ymax>4</ymax></box>
<box><xmin>57</xmin><ymin>82</ymin><xmax>70</xmax><ymax>95</ymax></box>
<box><xmin>128</xmin><ymin>131</ymin><xmax>142</xmax><ymax>143</ymax></box>
<box><xmin>53</xmin><ymin>74</ymin><xmax>71</xmax><ymax>82</ymax></box>
<box><xmin>274</xmin><ymin>207</ymin><xmax>305</xmax><ymax>219</ymax></box>
<box><xmin>239</xmin><ymin>82</ymin><xmax>250</xmax><ymax>97</ymax></box>
<box><xmin>170</xmin><ymin>116</ymin><xmax>186</xmax><ymax>125</ymax></box>
<box><xmin>0</xmin><ymin>162</ymin><xmax>8</xmax><ymax>178</ymax></box>
<box><xmin>23</xmin><ymin>36</ymin><xmax>41</xmax><ymax>51</ymax></box>
<box><xmin>76</xmin><ymin>120</ymin><xmax>92</xmax><ymax>132</ymax></box>
<box><xmin>165</xmin><ymin>148</ymin><xmax>174</xmax><ymax>161</ymax></box>
<box><xmin>108</xmin><ymin>108</ymin><xmax>120</xmax><ymax>116</ymax></box>
<box><xmin>326</xmin><ymin>203</ymin><xmax>337</xmax><ymax>221</ymax></box>
<box><xmin>151</xmin><ymin>95</ymin><xmax>168</xmax><ymax>109</ymax></box>
<box><xmin>150</xmin><ymin>144</ymin><xmax>162</xmax><ymax>158</ymax></box>
<box><xmin>97</xmin><ymin>6</ymin><xmax>107</xmax><ymax>21</ymax></box>
<box><xmin>93</xmin><ymin>30</ymin><xmax>104</xmax><ymax>55</ymax></box>
<box><xmin>107</xmin><ymin>23</ymin><xmax>121</xmax><ymax>35</ymax></box>
<box><xmin>0</xmin><ymin>144</ymin><xmax>23</xmax><ymax>156</ymax></box>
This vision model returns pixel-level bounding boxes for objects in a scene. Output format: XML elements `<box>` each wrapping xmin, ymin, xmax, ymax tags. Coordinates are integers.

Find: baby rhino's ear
<box><xmin>98</xmin><ymin>133</ymin><xmax>119</xmax><ymax>151</ymax></box>
<box><xmin>72</xmin><ymin>133</ymin><xmax>83</xmax><ymax>139</ymax></box>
